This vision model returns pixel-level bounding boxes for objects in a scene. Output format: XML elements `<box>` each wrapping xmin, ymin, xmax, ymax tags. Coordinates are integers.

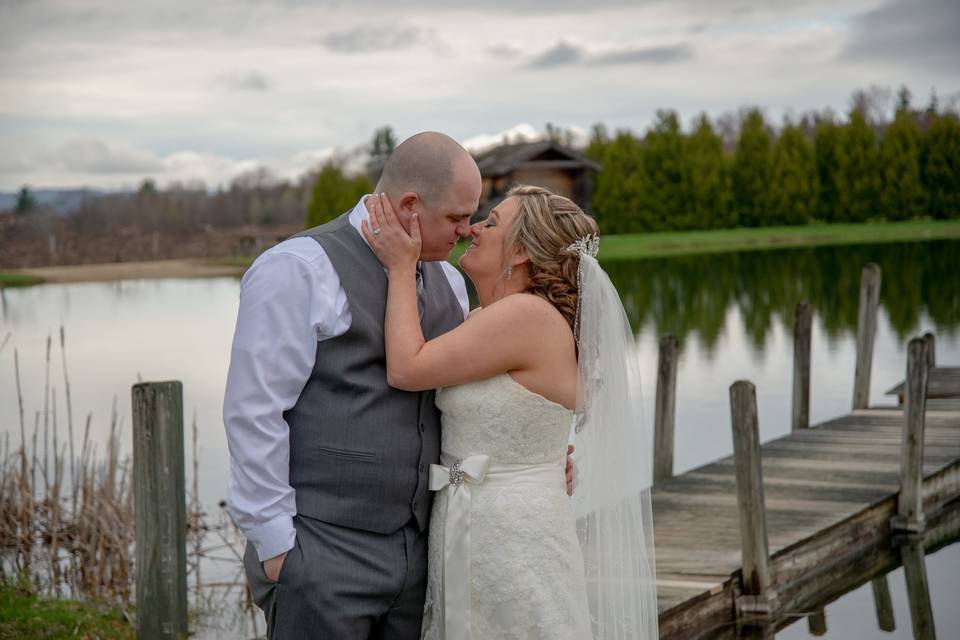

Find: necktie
<box><xmin>415</xmin><ymin>263</ymin><xmax>426</xmax><ymax>321</ymax></box>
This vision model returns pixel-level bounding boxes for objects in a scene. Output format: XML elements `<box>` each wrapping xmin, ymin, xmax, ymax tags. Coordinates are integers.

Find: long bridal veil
<box><xmin>569</xmin><ymin>250</ymin><xmax>659</xmax><ymax>640</ymax></box>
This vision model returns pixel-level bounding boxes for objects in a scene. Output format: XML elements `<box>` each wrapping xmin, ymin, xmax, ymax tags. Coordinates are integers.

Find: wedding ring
<box><xmin>372</xmin><ymin>227</ymin><xmax>382</xmax><ymax>236</ymax></box>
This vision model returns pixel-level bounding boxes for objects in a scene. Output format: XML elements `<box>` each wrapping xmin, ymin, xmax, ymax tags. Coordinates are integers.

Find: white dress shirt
<box><xmin>224</xmin><ymin>196</ymin><xmax>470</xmax><ymax>561</ymax></box>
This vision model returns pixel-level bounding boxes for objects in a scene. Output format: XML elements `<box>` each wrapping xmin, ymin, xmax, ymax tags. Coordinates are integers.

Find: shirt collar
<box><xmin>347</xmin><ymin>194</ymin><xmax>422</xmax><ymax>271</ymax></box>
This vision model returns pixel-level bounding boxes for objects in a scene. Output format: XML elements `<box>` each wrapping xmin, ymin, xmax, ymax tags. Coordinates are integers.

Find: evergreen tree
<box><xmin>732</xmin><ymin>110</ymin><xmax>772</xmax><ymax>226</ymax></box>
<box><xmin>307</xmin><ymin>162</ymin><xmax>374</xmax><ymax>227</ymax></box>
<box><xmin>585</xmin><ymin>122</ymin><xmax>609</xmax><ymax>161</ymax></box>
<box><xmin>685</xmin><ymin>114</ymin><xmax>734</xmax><ymax>229</ymax></box>
<box><xmin>15</xmin><ymin>185</ymin><xmax>35</xmax><ymax>215</ymax></box>
<box><xmin>366</xmin><ymin>126</ymin><xmax>397</xmax><ymax>184</ymax></box>
<box><xmin>768</xmin><ymin>122</ymin><xmax>819</xmax><ymax>225</ymax></box>
<box><xmin>841</xmin><ymin>108</ymin><xmax>881</xmax><ymax>222</ymax></box>
<box><xmin>920</xmin><ymin>113</ymin><xmax>960</xmax><ymax>219</ymax></box>
<box><xmin>590</xmin><ymin>131</ymin><xmax>651</xmax><ymax>233</ymax></box>
<box><xmin>878</xmin><ymin>108</ymin><xmax>926</xmax><ymax>220</ymax></box>
<box><xmin>643</xmin><ymin>110</ymin><xmax>688</xmax><ymax>230</ymax></box>
<box><xmin>814</xmin><ymin>117</ymin><xmax>846</xmax><ymax>222</ymax></box>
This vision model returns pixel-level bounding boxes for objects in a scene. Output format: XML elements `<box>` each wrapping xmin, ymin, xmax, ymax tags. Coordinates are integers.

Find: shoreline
<box><xmin>4</xmin><ymin>219</ymin><xmax>960</xmax><ymax>286</ymax></box>
<box><xmin>1</xmin><ymin>258</ymin><xmax>247</xmax><ymax>286</ymax></box>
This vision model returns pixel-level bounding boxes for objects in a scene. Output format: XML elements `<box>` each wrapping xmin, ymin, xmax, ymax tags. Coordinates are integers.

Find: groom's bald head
<box><xmin>374</xmin><ymin>131</ymin><xmax>482</xmax><ymax>261</ymax></box>
<box><xmin>376</xmin><ymin>132</ymin><xmax>479</xmax><ymax>207</ymax></box>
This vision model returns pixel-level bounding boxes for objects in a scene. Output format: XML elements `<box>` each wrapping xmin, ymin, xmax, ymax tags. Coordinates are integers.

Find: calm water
<box><xmin>1</xmin><ymin>239</ymin><xmax>958</xmax><ymax>638</ymax></box>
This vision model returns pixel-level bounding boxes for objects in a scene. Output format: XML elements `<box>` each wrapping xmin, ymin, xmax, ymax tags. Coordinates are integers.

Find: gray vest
<box><xmin>284</xmin><ymin>213</ymin><xmax>464</xmax><ymax>533</ymax></box>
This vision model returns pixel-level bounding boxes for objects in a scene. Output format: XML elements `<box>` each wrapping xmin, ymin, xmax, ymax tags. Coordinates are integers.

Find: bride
<box><xmin>362</xmin><ymin>185</ymin><xmax>658</xmax><ymax>640</ymax></box>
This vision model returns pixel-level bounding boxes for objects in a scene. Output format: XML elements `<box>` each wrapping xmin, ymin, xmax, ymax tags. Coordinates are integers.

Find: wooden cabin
<box><xmin>472</xmin><ymin>141</ymin><xmax>601</xmax><ymax>220</ymax></box>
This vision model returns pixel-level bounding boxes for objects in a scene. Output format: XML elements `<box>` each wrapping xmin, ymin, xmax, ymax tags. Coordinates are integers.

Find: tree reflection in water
<box><xmin>603</xmin><ymin>240</ymin><xmax>960</xmax><ymax>359</ymax></box>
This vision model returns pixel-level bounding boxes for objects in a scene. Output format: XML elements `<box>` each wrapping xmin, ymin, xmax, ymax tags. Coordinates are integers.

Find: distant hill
<box><xmin>0</xmin><ymin>188</ymin><xmax>120</xmax><ymax>215</ymax></box>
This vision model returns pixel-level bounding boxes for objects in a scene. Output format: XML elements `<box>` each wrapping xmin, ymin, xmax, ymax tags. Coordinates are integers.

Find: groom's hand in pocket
<box><xmin>566</xmin><ymin>445</ymin><xmax>576</xmax><ymax>496</ymax></box>
<box><xmin>263</xmin><ymin>551</ymin><xmax>288</xmax><ymax>583</ymax></box>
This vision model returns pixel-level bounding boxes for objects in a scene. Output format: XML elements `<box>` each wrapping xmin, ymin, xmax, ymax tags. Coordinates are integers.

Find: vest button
<box><xmin>412</xmin><ymin>501</ymin><xmax>419</xmax><ymax>511</ymax></box>
<box><xmin>419</xmin><ymin>463</ymin><xmax>425</xmax><ymax>473</ymax></box>
<box><xmin>419</xmin><ymin>423</ymin><xmax>425</xmax><ymax>432</ymax></box>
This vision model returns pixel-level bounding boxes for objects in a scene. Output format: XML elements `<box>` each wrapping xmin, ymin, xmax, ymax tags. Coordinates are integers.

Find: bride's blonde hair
<box><xmin>502</xmin><ymin>185</ymin><xmax>599</xmax><ymax>331</ymax></box>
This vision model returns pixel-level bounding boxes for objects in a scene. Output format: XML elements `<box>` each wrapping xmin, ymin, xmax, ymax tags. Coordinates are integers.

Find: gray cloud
<box><xmin>320</xmin><ymin>24</ymin><xmax>426</xmax><ymax>53</ymax></box>
<box><xmin>527</xmin><ymin>41</ymin><xmax>694</xmax><ymax>69</ymax></box>
<box><xmin>217</xmin><ymin>71</ymin><xmax>269</xmax><ymax>91</ymax></box>
<box><xmin>591</xmin><ymin>44</ymin><xmax>694</xmax><ymax>66</ymax></box>
<box><xmin>40</xmin><ymin>139</ymin><xmax>163</xmax><ymax>174</ymax></box>
<box><xmin>527</xmin><ymin>41</ymin><xmax>585</xmax><ymax>68</ymax></box>
<box><xmin>841</xmin><ymin>0</ymin><xmax>960</xmax><ymax>69</ymax></box>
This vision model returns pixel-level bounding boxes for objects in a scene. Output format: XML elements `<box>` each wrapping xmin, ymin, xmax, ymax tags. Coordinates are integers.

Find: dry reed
<box><xmin>2</xmin><ymin>327</ymin><xmax>254</xmax><ymax>633</ymax></box>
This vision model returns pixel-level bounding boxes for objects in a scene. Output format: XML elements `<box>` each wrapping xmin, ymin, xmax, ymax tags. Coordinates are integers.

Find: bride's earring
<box><xmin>506</xmin><ymin>265</ymin><xmax>513</xmax><ymax>280</ymax></box>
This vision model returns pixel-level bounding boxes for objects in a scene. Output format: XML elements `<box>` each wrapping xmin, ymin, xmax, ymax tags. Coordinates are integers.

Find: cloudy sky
<box><xmin>0</xmin><ymin>0</ymin><xmax>957</xmax><ymax>191</ymax></box>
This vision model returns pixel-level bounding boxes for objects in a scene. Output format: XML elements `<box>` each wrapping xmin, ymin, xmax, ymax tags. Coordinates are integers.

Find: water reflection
<box><xmin>605</xmin><ymin>240</ymin><xmax>960</xmax><ymax>358</ymax></box>
<box><xmin>1</xmin><ymin>242</ymin><xmax>959</xmax><ymax>638</ymax></box>
<box><xmin>775</xmin><ymin>534</ymin><xmax>959</xmax><ymax>640</ymax></box>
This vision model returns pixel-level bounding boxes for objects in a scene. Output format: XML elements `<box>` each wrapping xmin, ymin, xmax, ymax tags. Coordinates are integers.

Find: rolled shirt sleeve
<box><xmin>223</xmin><ymin>238</ymin><xmax>348</xmax><ymax>561</ymax></box>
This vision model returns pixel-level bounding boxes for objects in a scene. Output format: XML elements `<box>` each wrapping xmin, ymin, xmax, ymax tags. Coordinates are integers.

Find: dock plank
<box><xmin>654</xmin><ymin>403</ymin><xmax>960</xmax><ymax>636</ymax></box>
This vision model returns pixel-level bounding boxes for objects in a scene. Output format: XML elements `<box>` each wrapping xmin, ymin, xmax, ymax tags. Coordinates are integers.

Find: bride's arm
<box><xmin>362</xmin><ymin>195</ymin><xmax>547</xmax><ymax>391</ymax></box>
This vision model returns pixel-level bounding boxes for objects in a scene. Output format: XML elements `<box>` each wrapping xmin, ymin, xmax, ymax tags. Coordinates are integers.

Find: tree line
<box><xmin>585</xmin><ymin>89</ymin><xmax>960</xmax><ymax>233</ymax></box>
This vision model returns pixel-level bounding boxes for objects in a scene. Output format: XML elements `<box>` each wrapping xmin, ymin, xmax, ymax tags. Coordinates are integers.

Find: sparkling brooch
<box><xmin>565</xmin><ymin>233</ymin><xmax>599</xmax><ymax>258</ymax></box>
<box><xmin>449</xmin><ymin>459</ymin><xmax>465</xmax><ymax>486</ymax></box>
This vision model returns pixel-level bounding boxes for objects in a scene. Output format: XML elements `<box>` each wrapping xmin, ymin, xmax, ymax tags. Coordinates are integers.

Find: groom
<box><xmin>225</xmin><ymin>131</ymin><xmax>575</xmax><ymax>638</ymax></box>
<box><xmin>224</xmin><ymin>132</ymin><xmax>482</xmax><ymax>638</ymax></box>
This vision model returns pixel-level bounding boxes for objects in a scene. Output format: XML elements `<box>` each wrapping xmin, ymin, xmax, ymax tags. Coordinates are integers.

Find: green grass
<box><xmin>595</xmin><ymin>219</ymin><xmax>960</xmax><ymax>261</ymax></box>
<box><xmin>0</xmin><ymin>581</ymin><xmax>134</xmax><ymax>640</ymax></box>
<box><xmin>0</xmin><ymin>273</ymin><xmax>44</xmax><ymax>288</ymax></box>
<box><xmin>452</xmin><ymin>219</ymin><xmax>960</xmax><ymax>264</ymax></box>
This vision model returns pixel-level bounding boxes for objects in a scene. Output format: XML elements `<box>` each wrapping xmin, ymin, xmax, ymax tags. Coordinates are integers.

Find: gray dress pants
<box><xmin>244</xmin><ymin>514</ymin><xmax>427</xmax><ymax>640</ymax></box>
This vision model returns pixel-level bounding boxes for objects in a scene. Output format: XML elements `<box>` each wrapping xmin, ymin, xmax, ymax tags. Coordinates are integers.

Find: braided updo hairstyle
<box><xmin>502</xmin><ymin>185</ymin><xmax>599</xmax><ymax>331</ymax></box>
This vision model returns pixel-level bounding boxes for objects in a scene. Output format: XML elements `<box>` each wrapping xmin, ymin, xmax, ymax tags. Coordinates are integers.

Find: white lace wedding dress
<box><xmin>421</xmin><ymin>372</ymin><xmax>592</xmax><ymax>639</ymax></box>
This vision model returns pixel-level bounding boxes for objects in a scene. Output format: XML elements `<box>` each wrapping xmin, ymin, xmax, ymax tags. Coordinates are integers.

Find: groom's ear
<box><xmin>397</xmin><ymin>192</ymin><xmax>420</xmax><ymax>215</ymax></box>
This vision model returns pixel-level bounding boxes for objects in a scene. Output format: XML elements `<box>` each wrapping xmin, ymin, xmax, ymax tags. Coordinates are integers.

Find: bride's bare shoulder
<box><xmin>474</xmin><ymin>293</ymin><xmax>571</xmax><ymax>334</ymax></box>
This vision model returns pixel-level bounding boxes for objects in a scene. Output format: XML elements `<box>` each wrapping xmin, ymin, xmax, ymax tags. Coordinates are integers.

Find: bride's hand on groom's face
<box><xmin>361</xmin><ymin>193</ymin><xmax>421</xmax><ymax>271</ymax></box>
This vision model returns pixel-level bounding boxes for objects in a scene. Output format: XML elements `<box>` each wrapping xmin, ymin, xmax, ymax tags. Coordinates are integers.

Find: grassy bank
<box><xmin>0</xmin><ymin>581</ymin><xmax>133</xmax><ymax>640</ymax></box>
<box><xmin>0</xmin><ymin>272</ymin><xmax>44</xmax><ymax>287</ymax></box>
<box><xmin>3</xmin><ymin>220</ymin><xmax>959</xmax><ymax>287</ymax></box>
<box><xmin>595</xmin><ymin>219</ymin><xmax>960</xmax><ymax>261</ymax></box>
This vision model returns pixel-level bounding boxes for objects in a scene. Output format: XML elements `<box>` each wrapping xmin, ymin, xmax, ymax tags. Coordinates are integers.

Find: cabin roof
<box><xmin>473</xmin><ymin>141</ymin><xmax>601</xmax><ymax>176</ymax></box>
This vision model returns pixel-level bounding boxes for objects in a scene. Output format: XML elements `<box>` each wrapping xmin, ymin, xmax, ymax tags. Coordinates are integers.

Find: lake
<box><xmin>2</xmin><ymin>238</ymin><xmax>958</xmax><ymax>638</ymax></box>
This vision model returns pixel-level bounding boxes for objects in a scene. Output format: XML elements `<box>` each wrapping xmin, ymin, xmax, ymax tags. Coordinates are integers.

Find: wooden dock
<box><xmin>653</xmin><ymin>404</ymin><xmax>960</xmax><ymax>638</ymax></box>
<box><xmin>651</xmin><ymin>265</ymin><xmax>960</xmax><ymax>639</ymax></box>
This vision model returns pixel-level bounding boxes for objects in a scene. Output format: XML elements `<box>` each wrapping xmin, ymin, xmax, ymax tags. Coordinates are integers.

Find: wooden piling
<box><xmin>923</xmin><ymin>332</ymin><xmax>936</xmax><ymax>368</ymax></box>
<box><xmin>792</xmin><ymin>302</ymin><xmax>812</xmax><ymax>432</ymax></box>
<box><xmin>892</xmin><ymin>337</ymin><xmax>929</xmax><ymax>533</ymax></box>
<box><xmin>871</xmin><ymin>575</ymin><xmax>896</xmax><ymax>632</ymax></box>
<box><xmin>730</xmin><ymin>380</ymin><xmax>776</xmax><ymax>616</ymax></box>
<box><xmin>807</xmin><ymin>610</ymin><xmax>827</xmax><ymax>636</ymax></box>
<box><xmin>899</xmin><ymin>536</ymin><xmax>936</xmax><ymax>640</ymax></box>
<box><xmin>132</xmin><ymin>380</ymin><xmax>188</xmax><ymax>639</ymax></box>
<box><xmin>853</xmin><ymin>263</ymin><xmax>881</xmax><ymax>410</ymax></box>
<box><xmin>654</xmin><ymin>334</ymin><xmax>679</xmax><ymax>484</ymax></box>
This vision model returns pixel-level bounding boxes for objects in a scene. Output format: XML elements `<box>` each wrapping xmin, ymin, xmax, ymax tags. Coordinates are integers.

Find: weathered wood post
<box><xmin>871</xmin><ymin>576</ymin><xmax>896</xmax><ymax>631</ymax></box>
<box><xmin>899</xmin><ymin>537</ymin><xmax>936</xmax><ymax>640</ymax></box>
<box><xmin>892</xmin><ymin>337</ymin><xmax>929</xmax><ymax>533</ymax></box>
<box><xmin>792</xmin><ymin>301</ymin><xmax>824</xmax><ymax>632</ymax></box>
<box><xmin>730</xmin><ymin>380</ymin><xmax>777</xmax><ymax>617</ymax></box>
<box><xmin>132</xmin><ymin>380</ymin><xmax>188</xmax><ymax>639</ymax></box>
<box><xmin>807</xmin><ymin>610</ymin><xmax>827</xmax><ymax>636</ymax></box>
<box><xmin>654</xmin><ymin>334</ymin><xmax>678</xmax><ymax>484</ymax></box>
<box><xmin>852</xmin><ymin>263</ymin><xmax>881</xmax><ymax>410</ymax></box>
<box><xmin>792</xmin><ymin>302</ymin><xmax>812</xmax><ymax>432</ymax></box>
<box><xmin>923</xmin><ymin>332</ymin><xmax>935</xmax><ymax>369</ymax></box>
